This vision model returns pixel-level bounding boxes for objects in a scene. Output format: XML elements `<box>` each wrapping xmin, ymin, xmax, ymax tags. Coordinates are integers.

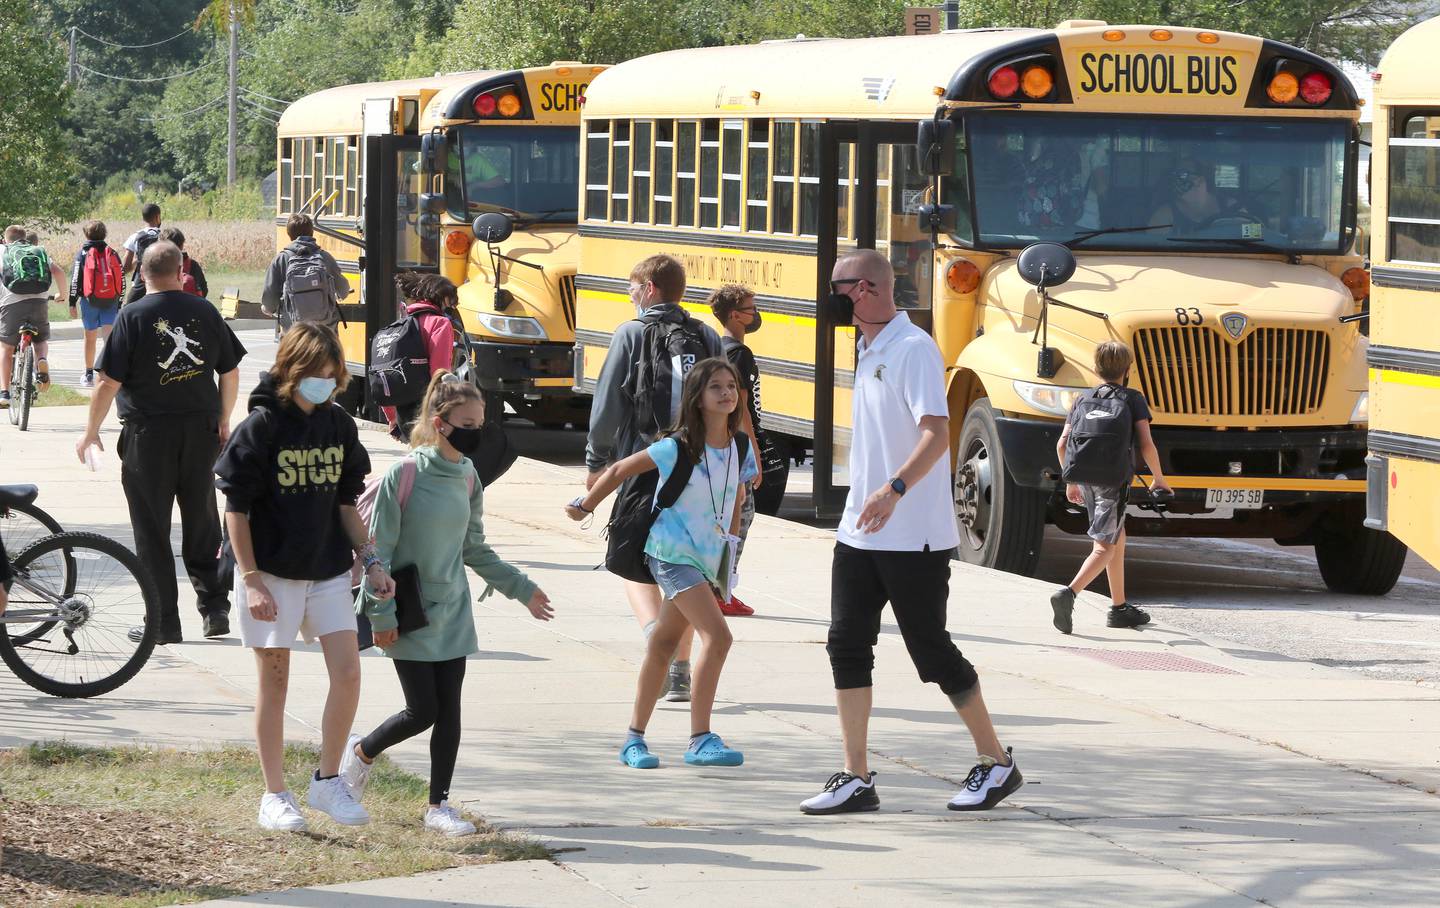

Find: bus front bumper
<box><xmin>995</xmin><ymin>416</ymin><xmax>1368</xmax><ymax>505</ymax></box>
<box><xmin>467</xmin><ymin>340</ymin><xmax>575</xmax><ymax>395</ymax></box>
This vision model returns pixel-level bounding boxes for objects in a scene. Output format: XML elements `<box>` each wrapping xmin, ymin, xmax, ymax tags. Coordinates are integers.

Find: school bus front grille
<box><xmin>559</xmin><ymin>275</ymin><xmax>577</xmax><ymax>331</ymax></box>
<box><xmin>1133</xmin><ymin>327</ymin><xmax>1330</xmax><ymax>417</ymax></box>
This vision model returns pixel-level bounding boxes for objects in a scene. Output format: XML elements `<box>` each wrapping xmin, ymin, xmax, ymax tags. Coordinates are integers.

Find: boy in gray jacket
<box><xmin>262</xmin><ymin>213</ymin><xmax>351</xmax><ymax>329</ymax></box>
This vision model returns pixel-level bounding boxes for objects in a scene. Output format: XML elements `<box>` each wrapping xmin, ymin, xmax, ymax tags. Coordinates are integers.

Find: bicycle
<box><xmin>0</xmin><ymin>489</ymin><xmax>160</xmax><ymax>698</ymax></box>
<box><xmin>6</xmin><ymin>320</ymin><xmax>42</xmax><ymax>431</ymax></box>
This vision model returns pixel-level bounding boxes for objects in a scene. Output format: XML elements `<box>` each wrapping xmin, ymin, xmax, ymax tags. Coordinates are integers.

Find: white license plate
<box><xmin>1205</xmin><ymin>488</ymin><xmax>1265</xmax><ymax>509</ymax></box>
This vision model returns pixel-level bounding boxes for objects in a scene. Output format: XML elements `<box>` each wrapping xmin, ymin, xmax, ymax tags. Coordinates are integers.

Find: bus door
<box><xmin>359</xmin><ymin>133</ymin><xmax>438</xmax><ymax>417</ymax></box>
<box><xmin>814</xmin><ymin>120</ymin><xmax>935</xmax><ymax>517</ymax></box>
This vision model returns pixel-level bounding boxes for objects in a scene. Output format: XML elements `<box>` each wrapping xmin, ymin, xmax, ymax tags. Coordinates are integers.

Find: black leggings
<box><xmin>360</xmin><ymin>656</ymin><xmax>467</xmax><ymax>805</ymax></box>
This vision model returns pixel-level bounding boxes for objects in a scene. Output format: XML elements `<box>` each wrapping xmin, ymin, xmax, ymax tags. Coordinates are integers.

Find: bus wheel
<box><xmin>1314</xmin><ymin>519</ymin><xmax>1407</xmax><ymax>595</ymax></box>
<box><xmin>954</xmin><ymin>400</ymin><xmax>1047</xmax><ymax>576</ymax></box>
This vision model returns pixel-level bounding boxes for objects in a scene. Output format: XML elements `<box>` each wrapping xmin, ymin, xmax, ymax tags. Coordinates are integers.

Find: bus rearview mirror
<box><xmin>420</xmin><ymin>130</ymin><xmax>448</xmax><ymax>178</ymax></box>
<box><xmin>917</xmin><ymin>119</ymin><xmax>955</xmax><ymax>176</ymax></box>
<box><xmin>917</xmin><ymin>203</ymin><xmax>955</xmax><ymax>234</ymax></box>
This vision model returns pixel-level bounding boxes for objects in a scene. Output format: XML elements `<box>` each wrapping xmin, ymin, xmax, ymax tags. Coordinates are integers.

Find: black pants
<box><xmin>827</xmin><ymin>542</ymin><xmax>978</xmax><ymax>696</ymax></box>
<box><xmin>361</xmin><ymin>656</ymin><xmax>467</xmax><ymax>805</ymax></box>
<box><xmin>118</xmin><ymin>415</ymin><xmax>228</xmax><ymax>634</ymax></box>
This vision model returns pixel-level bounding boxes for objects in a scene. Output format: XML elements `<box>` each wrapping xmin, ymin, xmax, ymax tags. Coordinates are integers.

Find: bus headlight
<box><xmin>1013</xmin><ymin>381</ymin><xmax>1088</xmax><ymax>417</ymax></box>
<box><xmin>475</xmin><ymin>314</ymin><xmax>547</xmax><ymax>340</ymax></box>
<box><xmin>1350</xmin><ymin>392</ymin><xmax>1369</xmax><ymax>424</ymax></box>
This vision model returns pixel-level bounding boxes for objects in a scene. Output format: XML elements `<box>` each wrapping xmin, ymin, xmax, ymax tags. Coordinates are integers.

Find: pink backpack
<box><xmin>351</xmin><ymin>454</ymin><xmax>475</xmax><ymax>584</ymax></box>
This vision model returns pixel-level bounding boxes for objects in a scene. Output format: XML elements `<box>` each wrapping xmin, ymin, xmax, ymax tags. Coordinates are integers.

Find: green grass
<box><xmin>47</xmin><ymin>299</ymin><xmax>74</xmax><ymax>322</ymax></box>
<box><xmin>33</xmin><ymin>383</ymin><xmax>88</xmax><ymax>407</ymax></box>
<box><xmin>0</xmin><ymin>741</ymin><xmax>548</xmax><ymax>907</ymax></box>
<box><xmin>206</xmin><ymin>268</ymin><xmax>266</xmax><ymax>306</ymax></box>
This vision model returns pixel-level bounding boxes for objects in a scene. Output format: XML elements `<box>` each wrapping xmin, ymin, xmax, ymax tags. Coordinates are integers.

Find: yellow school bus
<box><xmin>276</xmin><ymin>63</ymin><xmax>604</xmax><ymax>425</ymax></box>
<box><xmin>576</xmin><ymin>21</ymin><xmax>1405</xmax><ymax>591</ymax></box>
<box><xmin>1365</xmin><ymin>15</ymin><xmax>1440</xmax><ymax>570</ymax></box>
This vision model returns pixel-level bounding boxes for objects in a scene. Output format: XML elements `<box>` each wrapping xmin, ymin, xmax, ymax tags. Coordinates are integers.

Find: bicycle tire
<box><xmin>5</xmin><ymin>344</ymin><xmax>19</xmax><ymax>426</ymax></box>
<box><xmin>0</xmin><ymin>532</ymin><xmax>160</xmax><ymax>698</ymax></box>
<box><xmin>16</xmin><ymin>344</ymin><xmax>34</xmax><ymax>431</ymax></box>
<box><xmin>0</xmin><ymin>502</ymin><xmax>69</xmax><ymax>645</ymax></box>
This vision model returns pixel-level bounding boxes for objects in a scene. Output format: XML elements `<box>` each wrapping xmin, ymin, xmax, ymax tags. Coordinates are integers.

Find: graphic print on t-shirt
<box><xmin>153</xmin><ymin>317</ymin><xmax>206</xmax><ymax>383</ymax></box>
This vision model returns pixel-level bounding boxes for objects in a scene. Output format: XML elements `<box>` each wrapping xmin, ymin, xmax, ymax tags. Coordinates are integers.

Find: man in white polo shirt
<box><xmin>800</xmin><ymin>249</ymin><xmax>1020</xmax><ymax>816</ymax></box>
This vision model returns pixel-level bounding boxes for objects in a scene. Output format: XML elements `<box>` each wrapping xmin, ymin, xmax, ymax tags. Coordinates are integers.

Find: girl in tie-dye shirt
<box><xmin>566</xmin><ymin>357</ymin><xmax>756</xmax><ymax>770</ymax></box>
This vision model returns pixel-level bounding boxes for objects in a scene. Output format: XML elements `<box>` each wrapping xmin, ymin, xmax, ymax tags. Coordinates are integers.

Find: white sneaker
<box><xmin>307</xmin><ymin>772</ymin><xmax>371</xmax><ymax>825</ymax></box>
<box><xmin>424</xmin><ymin>800</ymin><xmax>477</xmax><ymax>837</ymax></box>
<box><xmin>947</xmin><ymin>747</ymin><xmax>1023</xmax><ymax>811</ymax></box>
<box><xmin>338</xmin><ymin>734</ymin><xmax>373</xmax><ymax>800</ymax></box>
<box><xmin>800</xmin><ymin>770</ymin><xmax>879</xmax><ymax>815</ymax></box>
<box><xmin>258</xmin><ymin>790</ymin><xmax>308</xmax><ymax>832</ymax></box>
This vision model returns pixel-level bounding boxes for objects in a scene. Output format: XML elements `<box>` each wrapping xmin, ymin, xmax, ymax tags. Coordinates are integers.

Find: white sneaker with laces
<box><xmin>258</xmin><ymin>790</ymin><xmax>308</xmax><ymax>832</ymax></box>
<box><xmin>307</xmin><ymin>772</ymin><xmax>371</xmax><ymax>825</ymax></box>
<box><xmin>947</xmin><ymin>747</ymin><xmax>1023</xmax><ymax>811</ymax></box>
<box><xmin>339</xmin><ymin>734</ymin><xmax>373</xmax><ymax>800</ymax></box>
<box><xmin>424</xmin><ymin>801</ymin><xmax>477</xmax><ymax>836</ymax></box>
<box><xmin>800</xmin><ymin>770</ymin><xmax>879</xmax><ymax>815</ymax></box>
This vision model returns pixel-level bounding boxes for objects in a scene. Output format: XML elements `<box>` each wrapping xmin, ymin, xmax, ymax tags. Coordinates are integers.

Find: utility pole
<box><xmin>226</xmin><ymin>0</ymin><xmax>238</xmax><ymax>186</ymax></box>
<box><xmin>66</xmin><ymin>27</ymin><xmax>76</xmax><ymax>85</ymax></box>
<box><xmin>944</xmin><ymin>0</ymin><xmax>958</xmax><ymax>31</ymax></box>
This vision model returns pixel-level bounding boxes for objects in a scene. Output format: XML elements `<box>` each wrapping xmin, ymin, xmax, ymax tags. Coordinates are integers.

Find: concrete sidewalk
<box><xmin>3</xmin><ymin>404</ymin><xmax>1438</xmax><ymax>906</ymax></box>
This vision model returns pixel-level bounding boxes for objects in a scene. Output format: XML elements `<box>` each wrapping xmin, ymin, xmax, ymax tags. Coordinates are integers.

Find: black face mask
<box><xmin>825</xmin><ymin>292</ymin><xmax>855</xmax><ymax>326</ymax></box>
<box><xmin>443</xmin><ymin>421</ymin><xmax>485</xmax><ymax>456</ymax></box>
<box><xmin>742</xmin><ymin>309</ymin><xmax>763</xmax><ymax>335</ymax></box>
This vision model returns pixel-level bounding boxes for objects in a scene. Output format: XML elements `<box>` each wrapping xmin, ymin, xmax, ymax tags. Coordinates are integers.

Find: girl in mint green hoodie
<box><xmin>345</xmin><ymin>371</ymin><xmax>553</xmax><ymax>836</ymax></box>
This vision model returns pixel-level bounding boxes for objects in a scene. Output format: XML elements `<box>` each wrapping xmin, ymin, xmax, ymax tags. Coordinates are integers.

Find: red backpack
<box><xmin>180</xmin><ymin>255</ymin><xmax>199</xmax><ymax>295</ymax></box>
<box><xmin>81</xmin><ymin>245</ymin><xmax>124</xmax><ymax>305</ymax></box>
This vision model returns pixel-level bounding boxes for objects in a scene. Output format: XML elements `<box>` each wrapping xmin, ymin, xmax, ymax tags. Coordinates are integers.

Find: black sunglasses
<box><xmin>829</xmin><ymin>277</ymin><xmax>869</xmax><ymax>293</ymax></box>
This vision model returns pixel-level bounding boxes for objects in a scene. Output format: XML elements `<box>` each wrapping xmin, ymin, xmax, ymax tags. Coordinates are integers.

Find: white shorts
<box><xmin>236</xmin><ymin>571</ymin><xmax>356</xmax><ymax>649</ymax></box>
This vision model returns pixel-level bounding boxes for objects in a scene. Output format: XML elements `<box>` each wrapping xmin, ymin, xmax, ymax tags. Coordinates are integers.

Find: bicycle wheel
<box><xmin>16</xmin><ymin>343</ymin><xmax>34</xmax><ymax>432</ymax></box>
<box><xmin>5</xmin><ymin>345</ymin><xmax>20</xmax><ymax>426</ymax></box>
<box><xmin>0</xmin><ymin>532</ymin><xmax>160</xmax><ymax>698</ymax></box>
<box><xmin>0</xmin><ymin>502</ymin><xmax>70</xmax><ymax>645</ymax></box>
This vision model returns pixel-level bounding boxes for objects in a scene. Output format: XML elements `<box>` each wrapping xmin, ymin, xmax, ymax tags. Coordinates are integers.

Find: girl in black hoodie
<box><xmin>215</xmin><ymin>322</ymin><xmax>395</xmax><ymax>833</ymax></box>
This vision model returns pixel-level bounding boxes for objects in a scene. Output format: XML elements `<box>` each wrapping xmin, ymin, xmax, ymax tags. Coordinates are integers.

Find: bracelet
<box><xmin>569</xmin><ymin>497</ymin><xmax>593</xmax><ymax>514</ymax></box>
<box><xmin>364</xmin><ymin>559</ymin><xmax>383</xmax><ymax>572</ymax></box>
<box><xmin>240</xmin><ymin>569</ymin><xmax>260</xmax><ymax>580</ymax></box>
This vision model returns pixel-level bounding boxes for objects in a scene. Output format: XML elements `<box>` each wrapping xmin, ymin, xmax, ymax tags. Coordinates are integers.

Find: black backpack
<box><xmin>131</xmin><ymin>228</ymin><xmax>160</xmax><ymax>285</ymax></box>
<box><xmin>603</xmin><ymin>433</ymin><xmax>749</xmax><ymax>584</ymax></box>
<box><xmin>1061</xmin><ymin>384</ymin><xmax>1136</xmax><ymax>488</ymax></box>
<box><xmin>367</xmin><ymin>304</ymin><xmax>447</xmax><ymax>408</ymax></box>
<box><xmin>626</xmin><ymin>311</ymin><xmax>713</xmax><ymax>440</ymax></box>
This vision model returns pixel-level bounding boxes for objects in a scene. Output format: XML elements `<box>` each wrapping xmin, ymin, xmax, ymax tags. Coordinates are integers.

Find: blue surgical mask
<box><xmin>297</xmin><ymin>376</ymin><xmax>336</xmax><ymax>405</ymax></box>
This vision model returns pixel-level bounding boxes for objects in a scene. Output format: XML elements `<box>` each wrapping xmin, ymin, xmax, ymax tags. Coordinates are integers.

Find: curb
<box><xmin>48</xmin><ymin>318</ymin><xmax>274</xmax><ymax>341</ymax></box>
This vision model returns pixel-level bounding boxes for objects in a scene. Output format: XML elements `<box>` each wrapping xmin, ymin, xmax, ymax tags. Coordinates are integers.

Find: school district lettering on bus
<box><xmin>1078</xmin><ymin>52</ymin><xmax>1239</xmax><ymax>96</ymax></box>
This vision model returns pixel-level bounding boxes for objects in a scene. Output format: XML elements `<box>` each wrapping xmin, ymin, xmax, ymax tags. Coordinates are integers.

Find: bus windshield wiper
<box><xmin>1064</xmin><ymin>224</ymin><xmax>1172</xmax><ymax>248</ymax></box>
<box><xmin>1167</xmin><ymin>236</ymin><xmax>1293</xmax><ymax>255</ymax></box>
<box><xmin>514</xmin><ymin>207</ymin><xmax>577</xmax><ymax>224</ymax></box>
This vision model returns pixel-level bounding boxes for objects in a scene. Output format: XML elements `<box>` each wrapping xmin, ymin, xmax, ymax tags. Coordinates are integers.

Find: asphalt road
<box><xmin>36</xmin><ymin>325</ymin><xmax>1440</xmax><ymax>687</ymax></box>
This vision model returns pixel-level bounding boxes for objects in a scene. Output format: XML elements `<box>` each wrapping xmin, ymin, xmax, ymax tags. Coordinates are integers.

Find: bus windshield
<box><xmin>447</xmin><ymin>125</ymin><xmax>580</xmax><ymax>223</ymax></box>
<box><xmin>958</xmin><ymin>113</ymin><xmax>1350</xmax><ymax>253</ymax></box>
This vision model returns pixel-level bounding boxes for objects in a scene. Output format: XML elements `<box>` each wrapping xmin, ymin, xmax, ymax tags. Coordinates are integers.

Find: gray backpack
<box><xmin>281</xmin><ymin>247</ymin><xmax>340</xmax><ymax>325</ymax></box>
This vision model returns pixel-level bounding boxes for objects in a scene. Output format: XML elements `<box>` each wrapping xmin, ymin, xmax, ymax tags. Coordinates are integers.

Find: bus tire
<box><xmin>1314</xmin><ymin>520</ymin><xmax>1407</xmax><ymax>596</ymax></box>
<box><xmin>954</xmin><ymin>399</ymin><xmax>1047</xmax><ymax>576</ymax></box>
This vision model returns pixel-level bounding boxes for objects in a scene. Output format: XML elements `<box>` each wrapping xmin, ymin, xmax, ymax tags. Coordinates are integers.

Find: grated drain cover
<box><xmin>1055</xmin><ymin>646</ymin><xmax>1241</xmax><ymax>675</ymax></box>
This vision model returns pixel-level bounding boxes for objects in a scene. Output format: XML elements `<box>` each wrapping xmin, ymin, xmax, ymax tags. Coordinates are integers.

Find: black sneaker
<box><xmin>1107</xmin><ymin>604</ymin><xmax>1151</xmax><ymax>628</ymax></box>
<box><xmin>800</xmin><ymin>771</ymin><xmax>879</xmax><ymax>815</ymax></box>
<box><xmin>128</xmin><ymin>626</ymin><xmax>182</xmax><ymax>645</ymax></box>
<box><xmin>1049</xmin><ymin>587</ymin><xmax>1075</xmax><ymax>634</ymax></box>
<box><xmin>947</xmin><ymin>747</ymin><xmax>1023</xmax><ymax>811</ymax></box>
<box><xmin>202</xmin><ymin>612</ymin><xmax>230</xmax><ymax>639</ymax></box>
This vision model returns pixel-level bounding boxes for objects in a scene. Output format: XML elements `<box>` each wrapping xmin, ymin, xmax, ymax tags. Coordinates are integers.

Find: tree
<box><xmin>0</xmin><ymin>0</ymin><xmax>84</xmax><ymax>225</ymax></box>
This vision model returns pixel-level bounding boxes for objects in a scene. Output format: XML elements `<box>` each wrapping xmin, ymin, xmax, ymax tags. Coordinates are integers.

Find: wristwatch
<box><xmin>889</xmin><ymin>476</ymin><xmax>907</xmax><ymax>496</ymax></box>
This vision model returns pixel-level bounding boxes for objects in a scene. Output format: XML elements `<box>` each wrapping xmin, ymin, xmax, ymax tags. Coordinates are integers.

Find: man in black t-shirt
<box><xmin>77</xmin><ymin>240</ymin><xmax>247</xmax><ymax>644</ymax></box>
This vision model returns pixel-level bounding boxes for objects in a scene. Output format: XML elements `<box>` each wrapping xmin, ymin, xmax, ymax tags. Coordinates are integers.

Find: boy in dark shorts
<box><xmin>1051</xmin><ymin>341</ymin><xmax>1170</xmax><ymax>632</ymax></box>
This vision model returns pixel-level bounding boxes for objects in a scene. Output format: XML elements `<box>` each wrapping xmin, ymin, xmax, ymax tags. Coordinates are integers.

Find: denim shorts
<box><xmin>646</xmin><ymin>555</ymin><xmax>708</xmax><ymax>601</ymax></box>
<box><xmin>79</xmin><ymin>298</ymin><xmax>119</xmax><ymax>331</ymax></box>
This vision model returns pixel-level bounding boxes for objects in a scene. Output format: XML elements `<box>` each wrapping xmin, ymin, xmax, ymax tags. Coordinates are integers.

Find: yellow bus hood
<box><xmin>456</xmin><ymin>224</ymin><xmax>578</xmax><ymax>343</ymax></box>
<box><xmin>983</xmin><ymin>254</ymin><xmax>1353</xmax><ymax>342</ymax></box>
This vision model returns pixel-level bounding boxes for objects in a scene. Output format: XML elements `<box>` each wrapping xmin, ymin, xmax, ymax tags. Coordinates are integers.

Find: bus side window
<box><xmin>1389</xmin><ymin>111</ymin><xmax>1440</xmax><ymax>265</ymax></box>
<box><xmin>886</xmin><ymin>144</ymin><xmax>934</xmax><ymax>310</ymax></box>
<box><xmin>585</xmin><ymin>119</ymin><xmax>609</xmax><ymax>220</ymax></box>
<box><xmin>941</xmin><ymin>127</ymin><xmax>975</xmax><ymax>244</ymax></box>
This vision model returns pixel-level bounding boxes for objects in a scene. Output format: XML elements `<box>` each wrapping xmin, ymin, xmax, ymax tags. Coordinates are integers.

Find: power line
<box><xmin>238</xmin><ymin>96</ymin><xmax>280</xmax><ymax>122</ymax></box>
<box><xmin>239</xmin><ymin>94</ymin><xmax>285</xmax><ymax>118</ymax></box>
<box><xmin>74</xmin><ymin>57</ymin><xmax>223</xmax><ymax>84</ymax></box>
<box><xmin>241</xmin><ymin>87</ymin><xmax>293</xmax><ymax>105</ymax></box>
<box><xmin>72</xmin><ymin>25</ymin><xmax>196</xmax><ymax>50</ymax></box>
<box><xmin>142</xmin><ymin>95</ymin><xmax>227</xmax><ymax>122</ymax></box>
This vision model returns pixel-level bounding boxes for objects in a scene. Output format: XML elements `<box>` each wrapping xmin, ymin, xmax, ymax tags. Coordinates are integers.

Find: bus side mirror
<box><xmin>917</xmin><ymin>118</ymin><xmax>955</xmax><ymax>176</ymax></box>
<box><xmin>917</xmin><ymin>203</ymin><xmax>955</xmax><ymax>233</ymax></box>
<box><xmin>420</xmin><ymin>129</ymin><xmax>448</xmax><ymax>180</ymax></box>
<box><xmin>419</xmin><ymin>192</ymin><xmax>446</xmax><ymax>215</ymax></box>
<box><xmin>472</xmin><ymin>212</ymin><xmax>514</xmax><ymax>244</ymax></box>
